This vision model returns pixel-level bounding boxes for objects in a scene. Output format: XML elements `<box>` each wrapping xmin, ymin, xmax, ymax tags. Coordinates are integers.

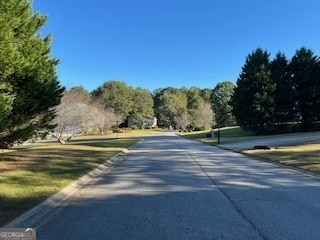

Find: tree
<box><xmin>90</xmin><ymin>103</ymin><xmax>120</xmax><ymax>134</ymax></box>
<box><xmin>0</xmin><ymin>0</ymin><xmax>64</xmax><ymax>146</ymax></box>
<box><xmin>232</xmin><ymin>48</ymin><xmax>275</xmax><ymax>133</ymax></box>
<box><xmin>270</xmin><ymin>52</ymin><xmax>295</xmax><ymax>132</ymax></box>
<box><xmin>186</xmin><ymin>87</ymin><xmax>203</xmax><ymax>109</ymax></box>
<box><xmin>131</xmin><ymin>87</ymin><xmax>154</xmax><ymax>127</ymax></box>
<box><xmin>174</xmin><ymin>113</ymin><xmax>190</xmax><ymax>131</ymax></box>
<box><xmin>290</xmin><ymin>47</ymin><xmax>320</xmax><ymax>130</ymax></box>
<box><xmin>69</xmin><ymin>86</ymin><xmax>91</xmax><ymax>104</ymax></box>
<box><xmin>0</xmin><ymin>83</ymin><xmax>15</xmax><ymax>132</ymax></box>
<box><xmin>200</xmin><ymin>88</ymin><xmax>213</xmax><ymax>103</ymax></box>
<box><xmin>91</xmin><ymin>81</ymin><xmax>134</xmax><ymax>117</ymax></box>
<box><xmin>153</xmin><ymin>88</ymin><xmax>188</xmax><ymax>127</ymax></box>
<box><xmin>212</xmin><ymin>81</ymin><xmax>235</xmax><ymax>127</ymax></box>
<box><xmin>52</xmin><ymin>90</ymin><xmax>90</xmax><ymax>144</ymax></box>
<box><xmin>53</xmin><ymin>89</ymin><xmax>122</xmax><ymax>143</ymax></box>
<box><xmin>193</xmin><ymin>102</ymin><xmax>214</xmax><ymax>130</ymax></box>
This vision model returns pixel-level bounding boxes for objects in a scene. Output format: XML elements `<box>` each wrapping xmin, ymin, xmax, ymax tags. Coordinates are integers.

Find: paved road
<box><xmin>37</xmin><ymin>133</ymin><xmax>320</xmax><ymax>240</ymax></box>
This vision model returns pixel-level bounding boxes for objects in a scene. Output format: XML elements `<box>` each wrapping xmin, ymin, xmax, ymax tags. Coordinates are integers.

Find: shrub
<box><xmin>131</xmin><ymin>125</ymin><xmax>139</xmax><ymax>130</ymax></box>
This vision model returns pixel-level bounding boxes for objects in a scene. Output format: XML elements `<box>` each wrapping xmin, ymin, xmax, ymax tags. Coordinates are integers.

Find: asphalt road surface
<box><xmin>37</xmin><ymin>133</ymin><xmax>320</xmax><ymax>240</ymax></box>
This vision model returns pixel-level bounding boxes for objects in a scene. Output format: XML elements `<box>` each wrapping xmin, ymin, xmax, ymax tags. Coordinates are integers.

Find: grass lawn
<box><xmin>0</xmin><ymin>129</ymin><xmax>161</xmax><ymax>226</ymax></box>
<box><xmin>244</xmin><ymin>142</ymin><xmax>320</xmax><ymax>174</ymax></box>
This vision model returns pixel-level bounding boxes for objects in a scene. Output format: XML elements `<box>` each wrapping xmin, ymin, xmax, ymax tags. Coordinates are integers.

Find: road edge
<box><xmin>4</xmin><ymin>147</ymin><xmax>132</xmax><ymax>228</ymax></box>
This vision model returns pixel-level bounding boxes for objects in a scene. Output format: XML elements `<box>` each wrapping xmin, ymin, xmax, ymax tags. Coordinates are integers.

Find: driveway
<box><xmin>30</xmin><ymin>134</ymin><xmax>320</xmax><ymax>239</ymax></box>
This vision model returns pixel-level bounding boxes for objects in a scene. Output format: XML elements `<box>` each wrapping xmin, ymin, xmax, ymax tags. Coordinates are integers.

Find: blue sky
<box><xmin>33</xmin><ymin>0</ymin><xmax>320</xmax><ymax>92</ymax></box>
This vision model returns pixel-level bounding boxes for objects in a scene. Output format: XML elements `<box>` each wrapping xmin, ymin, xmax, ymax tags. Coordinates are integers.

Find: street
<box><xmin>37</xmin><ymin>133</ymin><xmax>320</xmax><ymax>240</ymax></box>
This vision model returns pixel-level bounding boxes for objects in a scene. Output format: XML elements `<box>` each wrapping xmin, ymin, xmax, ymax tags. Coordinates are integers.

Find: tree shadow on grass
<box><xmin>0</xmin><ymin>142</ymin><xmax>123</xmax><ymax>227</ymax></box>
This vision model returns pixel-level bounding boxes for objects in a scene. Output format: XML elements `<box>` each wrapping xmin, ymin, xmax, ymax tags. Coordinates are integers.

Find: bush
<box><xmin>131</xmin><ymin>125</ymin><xmax>139</xmax><ymax>130</ymax></box>
<box><xmin>193</xmin><ymin>126</ymin><xmax>205</xmax><ymax>131</ymax></box>
<box><xmin>112</xmin><ymin>128</ymin><xmax>124</xmax><ymax>133</ymax></box>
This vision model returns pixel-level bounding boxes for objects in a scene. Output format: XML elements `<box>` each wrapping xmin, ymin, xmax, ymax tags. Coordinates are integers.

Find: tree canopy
<box><xmin>91</xmin><ymin>81</ymin><xmax>154</xmax><ymax>127</ymax></box>
<box><xmin>0</xmin><ymin>0</ymin><xmax>64</xmax><ymax>146</ymax></box>
<box><xmin>2</xmin><ymin>5</ymin><xmax>319</xmax><ymax>144</ymax></box>
<box><xmin>212</xmin><ymin>81</ymin><xmax>235</xmax><ymax>127</ymax></box>
<box><xmin>290</xmin><ymin>47</ymin><xmax>320</xmax><ymax>130</ymax></box>
<box><xmin>232</xmin><ymin>48</ymin><xmax>276</xmax><ymax>133</ymax></box>
<box><xmin>233</xmin><ymin>47</ymin><xmax>320</xmax><ymax>133</ymax></box>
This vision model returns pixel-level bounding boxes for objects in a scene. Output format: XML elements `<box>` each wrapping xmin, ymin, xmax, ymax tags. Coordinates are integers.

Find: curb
<box><xmin>4</xmin><ymin>150</ymin><xmax>128</xmax><ymax>228</ymax></box>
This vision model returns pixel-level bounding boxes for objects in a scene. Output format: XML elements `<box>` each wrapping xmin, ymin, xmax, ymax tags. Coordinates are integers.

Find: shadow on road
<box><xmin>35</xmin><ymin>135</ymin><xmax>320</xmax><ymax>240</ymax></box>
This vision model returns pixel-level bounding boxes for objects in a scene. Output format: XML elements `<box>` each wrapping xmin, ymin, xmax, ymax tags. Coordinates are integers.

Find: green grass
<box><xmin>0</xmin><ymin>131</ymin><xmax>154</xmax><ymax>226</ymax></box>
<box><xmin>244</xmin><ymin>143</ymin><xmax>320</xmax><ymax>174</ymax></box>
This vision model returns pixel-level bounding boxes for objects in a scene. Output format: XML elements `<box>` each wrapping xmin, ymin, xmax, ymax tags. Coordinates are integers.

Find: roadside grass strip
<box><xmin>244</xmin><ymin>142</ymin><xmax>320</xmax><ymax>174</ymax></box>
<box><xmin>0</xmin><ymin>135</ymin><xmax>142</xmax><ymax>226</ymax></box>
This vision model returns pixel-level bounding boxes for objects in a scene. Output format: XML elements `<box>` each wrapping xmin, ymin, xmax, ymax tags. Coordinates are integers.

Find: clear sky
<box><xmin>33</xmin><ymin>0</ymin><xmax>320</xmax><ymax>92</ymax></box>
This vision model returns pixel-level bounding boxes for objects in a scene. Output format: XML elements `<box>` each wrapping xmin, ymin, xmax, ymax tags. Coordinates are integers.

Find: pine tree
<box><xmin>290</xmin><ymin>47</ymin><xmax>320</xmax><ymax>131</ymax></box>
<box><xmin>270</xmin><ymin>52</ymin><xmax>295</xmax><ymax>132</ymax></box>
<box><xmin>232</xmin><ymin>48</ymin><xmax>276</xmax><ymax>133</ymax></box>
<box><xmin>0</xmin><ymin>0</ymin><xmax>64</xmax><ymax>146</ymax></box>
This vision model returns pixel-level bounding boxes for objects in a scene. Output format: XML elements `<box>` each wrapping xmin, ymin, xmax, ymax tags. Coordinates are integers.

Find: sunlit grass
<box><xmin>244</xmin><ymin>143</ymin><xmax>320</xmax><ymax>173</ymax></box>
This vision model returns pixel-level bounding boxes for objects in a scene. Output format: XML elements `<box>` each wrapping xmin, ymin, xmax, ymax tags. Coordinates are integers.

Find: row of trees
<box><xmin>53</xmin><ymin>82</ymin><xmax>235</xmax><ymax>141</ymax></box>
<box><xmin>51</xmin><ymin>80</ymin><xmax>236</xmax><ymax>142</ymax></box>
<box><xmin>153</xmin><ymin>84</ymin><xmax>234</xmax><ymax>130</ymax></box>
<box><xmin>233</xmin><ymin>47</ymin><xmax>320</xmax><ymax>133</ymax></box>
<box><xmin>52</xmin><ymin>87</ymin><xmax>120</xmax><ymax>144</ymax></box>
<box><xmin>2</xmin><ymin>1</ymin><xmax>319</xmax><ymax>146</ymax></box>
<box><xmin>59</xmin><ymin>47</ymin><xmax>320</xmax><ymax>137</ymax></box>
<box><xmin>92</xmin><ymin>81</ymin><xmax>154</xmax><ymax>126</ymax></box>
<box><xmin>52</xmin><ymin>84</ymin><xmax>155</xmax><ymax>144</ymax></box>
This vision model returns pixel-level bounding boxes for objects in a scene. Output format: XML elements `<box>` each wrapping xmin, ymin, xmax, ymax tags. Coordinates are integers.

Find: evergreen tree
<box><xmin>290</xmin><ymin>47</ymin><xmax>320</xmax><ymax>130</ymax></box>
<box><xmin>270</xmin><ymin>52</ymin><xmax>295</xmax><ymax>132</ymax></box>
<box><xmin>232</xmin><ymin>48</ymin><xmax>275</xmax><ymax>133</ymax></box>
<box><xmin>0</xmin><ymin>0</ymin><xmax>64</xmax><ymax>145</ymax></box>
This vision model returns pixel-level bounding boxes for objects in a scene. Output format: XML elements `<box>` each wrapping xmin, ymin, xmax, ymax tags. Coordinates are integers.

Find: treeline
<box><xmin>54</xmin><ymin>81</ymin><xmax>235</xmax><ymax>142</ymax></box>
<box><xmin>57</xmin><ymin>46</ymin><xmax>320</xmax><ymax>139</ymax></box>
<box><xmin>153</xmin><ymin>83</ymin><xmax>234</xmax><ymax>130</ymax></box>
<box><xmin>0</xmin><ymin>0</ymin><xmax>236</xmax><ymax>147</ymax></box>
<box><xmin>232</xmin><ymin>47</ymin><xmax>320</xmax><ymax>134</ymax></box>
<box><xmin>2</xmin><ymin>0</ymin><xmax>320</xmax><ymax>147</ymax></box>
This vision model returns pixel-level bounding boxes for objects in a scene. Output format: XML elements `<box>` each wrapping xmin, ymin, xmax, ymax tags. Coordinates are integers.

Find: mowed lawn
<box><xmin>244</xmin><ymin>142</ymin><xmax>320</xmax><ymax>174</ymax></box>
<box><xmin>0</xmin><ymin>130</ymin><xmax>159</xmax><ymax>226</ymax></box>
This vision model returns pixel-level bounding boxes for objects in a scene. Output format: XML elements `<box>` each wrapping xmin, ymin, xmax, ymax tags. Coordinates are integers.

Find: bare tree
<box><xmin>193</xmin><ymin>102</ymin><xmax>215</xmax><ymax>130</ymax></box>
<box><xmin>174</xmin><ymin>113</ymin><xmax>190</xmax><ymax>131</ymax></box>
<box><xmin>52</xmin><ymin>90</ymin><xmax>94</xmax><ymax>144</ymax></box>
<box><xmin>90</xmin><ymin>102</ymin><xmax>121</xmax><ymax>134</ymax></box>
